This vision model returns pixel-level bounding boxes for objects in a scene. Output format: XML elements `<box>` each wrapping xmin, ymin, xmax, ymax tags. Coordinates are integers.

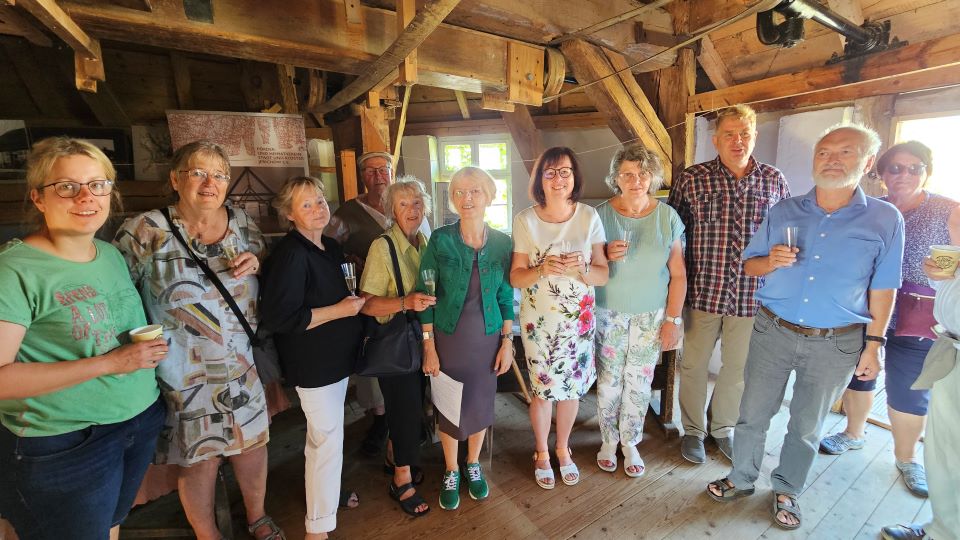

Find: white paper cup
<box><xmin>130</xmin><ymin>324</ymin><xmax>164</xmax><ymax>343</ymax></box>
<box><xmin>930</xmin><ymin>245</ymin><xmax>960</xmax><ymax>277</ymax></box>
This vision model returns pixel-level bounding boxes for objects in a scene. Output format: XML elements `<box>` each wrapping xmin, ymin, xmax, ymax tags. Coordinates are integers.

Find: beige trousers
<box><xmin>678</xmin><ymin>308</ymin><xmax>754</xmax><ymax>439</ymax></box>
<box><xmin>924</xmin><ymin>358</ymin><xmax>960</xmax><ymax>540</ymax></box>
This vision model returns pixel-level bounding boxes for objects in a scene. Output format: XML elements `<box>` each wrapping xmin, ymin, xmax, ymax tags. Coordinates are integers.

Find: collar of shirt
<box><xmin>290</xmin><ymin>228</ymin><xmax>335</xmax><ymax>255</ymax></box>
<box><xmin>709</xmin><ymin>155</ymin><xmax>760</xmax><ymax>180</ymax></box>
<box><xmin>386</xmin><ymin>223</ymin><xmax>426</xmax><ymax>255</ymax></box>
<box><xmin>798</xmin><ymin>185</ymin><xmax>868</xmax><ymax>213</ymax></box>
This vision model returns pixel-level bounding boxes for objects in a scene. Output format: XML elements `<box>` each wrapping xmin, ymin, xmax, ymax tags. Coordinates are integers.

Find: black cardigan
<box><xmin>260</xmin><ymin>230</ymin><xmax>363</xmax><ymax>388</ymax></box>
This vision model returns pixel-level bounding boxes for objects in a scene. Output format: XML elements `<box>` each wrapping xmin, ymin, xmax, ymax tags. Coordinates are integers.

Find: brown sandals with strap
<box><xmin>248</xmin><ymin>515</ymin><xmax>286</xmax><ymax>540</ymax></box>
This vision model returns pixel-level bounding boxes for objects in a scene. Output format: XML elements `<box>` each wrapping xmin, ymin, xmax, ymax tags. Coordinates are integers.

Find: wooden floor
<box><xmin>121</xmin><ymin>387</ymin><xmax>930</xmax><ymax>540</ymax></box>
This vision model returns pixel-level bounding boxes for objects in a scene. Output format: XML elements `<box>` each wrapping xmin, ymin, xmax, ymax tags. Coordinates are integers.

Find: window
<box><xmin>437</xmin><ymin>137</ymin><xmax>512</xmax><ymax>232</ymax></box>
<box><xmin>895</xmin><ymin>114</ymin><xmax>960</xmax><ymax>201</ymax></box>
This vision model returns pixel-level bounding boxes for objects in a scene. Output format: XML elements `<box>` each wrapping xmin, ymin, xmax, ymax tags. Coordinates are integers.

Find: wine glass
<box><xmin>341</xmin><ymin>262</ymin><xmax>357</xmax><ymax>296</ymax></box>
<box><xmin>221</xmin><ymin>236</ymin><xmax>240</xmax><ymax>267</ymax></box>
<box><xmin>421</xmin><ymin>268</ymin><xmax>437</xmax><ymax>296</ymax></box>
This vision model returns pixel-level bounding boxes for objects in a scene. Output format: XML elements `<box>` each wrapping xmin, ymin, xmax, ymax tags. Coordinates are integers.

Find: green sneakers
<box><xmin>439</xmin><ymin>470</ymin><xmax>461</xmax><ymax>510</ymax></box>
<box><xmin>466</xmin><ymin>462</ymin><xmax>489</xmax><ymax>500</ymax></box>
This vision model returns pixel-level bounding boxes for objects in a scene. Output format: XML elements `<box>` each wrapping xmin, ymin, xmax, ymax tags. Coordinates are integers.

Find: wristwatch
<box><xmin>864</xmin><ymin>335</ymin><xmax>887</xmax><ymax>346</ymax></box>
<box><xmin>422</xmin><ymin>330</ymin><xmax>433</xmax><ymax>341</ymax></box>
<box><xmin>664</xmin><ymin>315</ymin><xmax>683</xmax><ymax>326</ymax></box>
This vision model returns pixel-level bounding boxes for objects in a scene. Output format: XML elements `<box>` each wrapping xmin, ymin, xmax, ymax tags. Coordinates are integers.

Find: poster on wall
<box><xmin>166</xmin><ymin>110</ymin><xmax>308</xmax><ymax>235</ymax></box>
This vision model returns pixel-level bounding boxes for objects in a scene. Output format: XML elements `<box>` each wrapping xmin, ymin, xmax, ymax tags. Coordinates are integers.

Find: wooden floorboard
<box><xmin>119</xmin><ymin>385</ymin><xmax>932</xmax><ymax>540</ymax></box>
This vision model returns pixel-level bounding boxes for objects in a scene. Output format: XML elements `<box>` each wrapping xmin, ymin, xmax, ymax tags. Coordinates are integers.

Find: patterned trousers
<box><xmin>595</xmin><ymin>307</ymin><xmax>664</xmax><ymax>446</ymax></box>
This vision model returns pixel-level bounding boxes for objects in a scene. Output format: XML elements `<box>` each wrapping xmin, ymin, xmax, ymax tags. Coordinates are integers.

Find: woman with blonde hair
<box><xmin>260</xmin><ymin>176</ymin><xmax>365</xmax><ymax>539</ymax></box>
<box><xmin>417</xmin><ymin>167</ymin><xmax>514</xmax><ymax>510</ymax></box>
<box><xmin>0</xmin><ymin>137</ymin><xmax>167</xmax><ymax>540</ymax></box>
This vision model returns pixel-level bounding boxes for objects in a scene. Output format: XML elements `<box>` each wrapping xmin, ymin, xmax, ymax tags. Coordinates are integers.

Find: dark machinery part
<box><xmin>756</xmin><ymin>0</ymin><xmax>906</xmax><ymax>63</ymax></box>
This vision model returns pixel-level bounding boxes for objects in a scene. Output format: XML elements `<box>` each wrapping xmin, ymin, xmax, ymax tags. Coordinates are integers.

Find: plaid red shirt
<box><xmin>667</xmin><ymin>156</ymin><xmax>790</xmax><ymax>317</ymax></box>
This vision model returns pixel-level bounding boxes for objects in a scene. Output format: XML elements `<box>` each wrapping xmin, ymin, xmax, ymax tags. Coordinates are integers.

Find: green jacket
<box><xmin>415</xmin><ymin>222</ymin><xmax>514</xmax><ymax>335</ymax></box>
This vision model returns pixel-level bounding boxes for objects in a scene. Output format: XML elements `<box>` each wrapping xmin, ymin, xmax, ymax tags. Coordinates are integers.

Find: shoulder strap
<box><xmin>379</xmin><ymin>233</ymin><xmax>406</xmax><ymax>297</ymax></box>
<box><xmin>159</xmin><ymin>207</ymin><xmax>260</xmax><ymax>346</ymax></box>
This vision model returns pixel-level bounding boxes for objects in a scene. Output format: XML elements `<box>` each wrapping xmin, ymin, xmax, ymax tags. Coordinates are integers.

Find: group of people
<box><xmin>0</xmin><ymin>100</ymin><xmax>957</xmax><ymax>540</ymax></box>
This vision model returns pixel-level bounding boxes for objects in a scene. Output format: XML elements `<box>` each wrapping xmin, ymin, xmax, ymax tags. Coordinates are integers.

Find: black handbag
<box><xmin>356</xmin><ymin>234</ymin><xmax>423</xmax><ymax>377</ymax></box>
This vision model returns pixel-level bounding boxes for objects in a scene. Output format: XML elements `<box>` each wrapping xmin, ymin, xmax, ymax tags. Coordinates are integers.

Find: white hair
<box><xmin>819</xmin><ymin>123</ymin><xmax>882</xmax><ymax>156</ymax></box>
<box><xmin>382</xmin><ymin>175</ymin><xmax>432</xmax><ymax>225</ymax></box>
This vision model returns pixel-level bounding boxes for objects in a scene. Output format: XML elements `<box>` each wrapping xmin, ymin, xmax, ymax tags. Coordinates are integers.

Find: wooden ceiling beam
<box><xmin>501</xmin><ymin>106</ymin><xmax>544</xmax><ymax>175</ymax></box>
<box><xmin>697</xmin><ymin>35</ymin><xmax>734</xmax><ymax>89</ymax></box>
<box><xmin>454</xmin><ymin>90</ymin><xmax>471</xmax><ymax>119</ymax></box>
<box><xmin>0</xmin><ymin>4</ymin><xmax>53</xmax><ymax>46</ymax></box>
<box><xmin>689</xmin><ymin>32</ymin><xmax>960</xmax><ymax>113</ymax></box>
<box><xmin>396</xmin><ymin>0</ymin><xmax>417</xmax><ymax>85</ymax></box>
<box><xmin>403</xmin><ymin>112</ymin><xmax>608</xmax><ymax>137</ymax></box>
<box><xmin>169</xmin><ymin>52</ymin><xmax>193</xmax><ymax>110</ymax></box>
<box><xmin>61</xmin><ymin>0</ymin><xmax>532</xmax><ymax>96</ymax></box>
<box><xmin>17</xmin><ymin>0</ymin><xmax>105</xmax><ymax>91</ymax></box>
<box><xmin>689</xmin><ymin>0</ymin><xmax>779</xmax><ymax>34</ymax></box>
<box><xmin>561</xmin><ymin>38</ymin><xmax>671</xmax><ymax>176</ymax></box>
<box><xmin>746</xmin><ymin>64</ymin><xmax>960</xmax><ymax>113</ymax></box>
<box><xmin>313</xmin><ymin>0</ymin><xmax>460</xmax><ymax>115</ymax></box>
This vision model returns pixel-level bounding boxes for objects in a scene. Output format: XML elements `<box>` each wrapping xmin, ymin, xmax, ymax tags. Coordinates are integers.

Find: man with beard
<box><xmin>668</xmin><ymin>105</ymin><xmax>790</xmax><ymax>464</ymax></box>
<box><xmin>327</xmin><ymin>152</ymin><xmax>431</xmax><ymax>458</ymax></box>
<box><xmin>704</xmin><ymin>125</ymin><xmax>904</xmax><ymax>530</ymax></box>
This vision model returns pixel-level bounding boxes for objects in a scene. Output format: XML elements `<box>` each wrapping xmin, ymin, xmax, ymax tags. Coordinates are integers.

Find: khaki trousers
<box><xmin>678</xmin><ymin>308</ymin><xmax>754</xmax><ymax>439</ymax></box>
<box><xmin>924</xmin><ymin>358</ymin><xmax>960</xmax><ymax>540</ymax></box>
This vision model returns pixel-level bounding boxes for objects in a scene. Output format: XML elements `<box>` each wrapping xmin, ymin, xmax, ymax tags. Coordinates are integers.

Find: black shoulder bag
<box><xmin>356</xmin><ymin>234</ymin><xmax>423</xmax><ymax>377</ymax></box>
<box><xmin>159</xmin><ymin>207</ymin><xmax>261</xmax><ymax>347</ymax></box>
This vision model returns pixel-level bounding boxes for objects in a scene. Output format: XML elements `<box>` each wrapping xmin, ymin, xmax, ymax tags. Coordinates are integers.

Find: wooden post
<box><xmin>339</xmin><ymin>149</ymin><xmax>359</xmax><ymax>202</ymax></box>
<box><xmin>853</xmin><ymin>95</ymin><xmax>896</xmax><ymax>197</ymax></box>
<box><xmin>501</xmin><ymin>106</ymin><xmax>544</xmax><ymax>175</ymax></box>
<box><xmin>658</xmin><ymin>0</ymin><xmax>695</xmax><ymax>182</ymax></box>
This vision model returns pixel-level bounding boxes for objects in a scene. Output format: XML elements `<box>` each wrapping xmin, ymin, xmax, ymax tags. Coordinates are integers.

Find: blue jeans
<box><xmin>0</xmin><ymin>398</ymin><xmax>165</xmax><ymax>540</ymax></box>
<box><xmin>728</xmin><ymin>310</ymin><xmax>862</xmax><ymax>496</ymax></box>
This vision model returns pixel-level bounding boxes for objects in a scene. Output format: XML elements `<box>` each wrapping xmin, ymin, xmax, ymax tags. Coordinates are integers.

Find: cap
<box><xmin>358</xmin><ymin>151</ymin><xmax>394</xmax><ymax>168</ymax></box>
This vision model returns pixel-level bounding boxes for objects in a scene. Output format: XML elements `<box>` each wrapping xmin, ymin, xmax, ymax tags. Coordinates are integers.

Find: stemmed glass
<box><xmin>421</xmin><ymin>269</ymin><xmax>437</xmax><ymax>296</ymax></box>
<box><xmin>341</xmin><ymin>262</ymin><xmax>357</xmax><ymax>296</ymax></box>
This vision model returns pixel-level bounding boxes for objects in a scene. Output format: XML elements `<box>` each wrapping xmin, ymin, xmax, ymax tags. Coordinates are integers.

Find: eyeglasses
<box><xmin>542</xmin><ymin>167</ymin><xmax>573</xmax><ymax>180</ymax></box>
<box><xmin>363</xmin><ymin>166</ymin><xmax>392</xmax><ymax>176</ymax></box>
<box><xmin>453</xmin><ymin>188</ymin><xmax>484</xmax><ymax>199</ymax></box>
<box><xmin>40</xmin><ymin>179</ymin><xmax>114</xmax><ymax>198</ymax></box>
<box><xmin>617</xmin><ymin>171</ymin><xmax>652</xmax><ymax>183</ymax></box>
<box><xmin>885</xmin><ymin>163</ymin><xmax>926</xmax><ymax>176</ymax></box>
<box><xmin>180</xmin><ymin>168</ymin><xmax>231</xmax><ymax>183</ymax></box>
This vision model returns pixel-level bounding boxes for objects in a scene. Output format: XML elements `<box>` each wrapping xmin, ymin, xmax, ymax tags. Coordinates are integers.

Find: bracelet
<box><xmin>400</xmin><ymin>295</ymin><xmax>406</xmax><ymax>313</ymax></box>
<box><xmin>864</xmin><ymin>335</ymin><xmax>887</xmax><ymax>346</ymax></box>
<box><xmin>536</xmin><ymin>264</ymin><xmax>544</xmax><ymax>279</ymax></box>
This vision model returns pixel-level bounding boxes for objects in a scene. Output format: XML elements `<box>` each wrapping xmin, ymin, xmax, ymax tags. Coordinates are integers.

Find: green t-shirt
<box><xmin>0</xmin><ymin>239</ymin><xmax>159</xmax><ymax>437</ymax></box>
<box><xmin>596</xmin><ymin>200</ymin><xmax>685</xmax><ymax>314</ymax></box>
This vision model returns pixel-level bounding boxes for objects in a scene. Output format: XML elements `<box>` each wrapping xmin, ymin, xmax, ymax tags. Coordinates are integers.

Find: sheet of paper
<box><xmin>430</xmin><ymin>371</ymin><xmax>464</xmax><ymax>428</ymax></box>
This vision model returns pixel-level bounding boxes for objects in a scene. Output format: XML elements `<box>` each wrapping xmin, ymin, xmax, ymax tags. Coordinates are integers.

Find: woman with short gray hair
<box><xmin>359</xmin><ymin>176</ymin><xmax>436</xmax><ymax>517</ymax></box>
<box><xmin>594</xmin><ymin>144</ymin><xmax>686</xmax><ymax>478</ymax></box>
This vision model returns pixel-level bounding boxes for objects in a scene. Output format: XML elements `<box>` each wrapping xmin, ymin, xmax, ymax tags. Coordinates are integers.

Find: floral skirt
<box><xmin>519</xmin><ymin>277</ymin><xmax>597</xmax><ymax>401</ymax></box>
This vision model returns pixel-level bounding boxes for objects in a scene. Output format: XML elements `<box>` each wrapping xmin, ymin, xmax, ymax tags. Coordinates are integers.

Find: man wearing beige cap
<box><xmin>327</xmin><ymin>151</ymin><xmax>431</xmax><ymax>458</ymax></box>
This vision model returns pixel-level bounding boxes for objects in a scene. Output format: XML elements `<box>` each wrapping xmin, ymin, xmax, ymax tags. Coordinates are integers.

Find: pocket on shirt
<box><xmin>693</xmin><ymin>194</ymin><xmax>721</xmax><ymax>223</ymax></box>
<box><xmin>845</xmin><ymin>237</ymin><xmax>882</xmax><ymax>279</ymax></box>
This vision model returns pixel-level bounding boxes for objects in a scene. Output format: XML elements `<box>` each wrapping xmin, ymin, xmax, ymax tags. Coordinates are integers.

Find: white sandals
<box><xmin>596</xmin><ymin>442</ymin><xmax>617</xmax><ymax>472</ymax></box>
<box><xmin>556</xmin><ymin>447</ymin><xmax>580</xmax><ymax>486</ymax></box>
<box><xmin>533</xmin><ymin>451</ymin><xmax>555</xmax><ymax>489</ymax></box>
<box><xmin>622</xmin><ymin>444</ymin><xmax>645</xmax><ymax>478</ymax></box>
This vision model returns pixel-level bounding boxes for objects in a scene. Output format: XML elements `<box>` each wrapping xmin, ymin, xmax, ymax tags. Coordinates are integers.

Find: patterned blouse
<box><xmin>113</xmin><ymin>204</ymin><xmax>269</xmax><ymax>466</ymax></box>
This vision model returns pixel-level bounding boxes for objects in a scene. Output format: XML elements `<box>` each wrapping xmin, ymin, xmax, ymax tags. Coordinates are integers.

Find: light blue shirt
<box><xmin>743</xmin><ymin>187</ymin><xmax>904</xmax><ymax>328</ymax></box>
<box><xmin>596</xmin><ymin>200</ymin><xmax>684</xmax><ymax>314</ymax></box>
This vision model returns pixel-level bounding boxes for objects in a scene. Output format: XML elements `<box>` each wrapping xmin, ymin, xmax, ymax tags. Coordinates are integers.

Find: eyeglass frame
<box><xmin>362</xmin><ymin>166</ymin><xmax>392</xmax><ymax>176</ymax></box>
<box><xmin>179</xmin><ymin>168</ymin><xmax>232</xmax><ymax>183</ymax></box>
<box><xmin>542</xmin><ymin>167</ymin><xmax>574</xmax><ymax>180</ymax></box>
<box><xmin>884</xmin><ymin>163</ymin><xmax>927</xmax><ymax>177</ymax></box>
<box><xmin>39</xmin><ymin>179</ymin><xmax>115</xmax><ymax>198</ymax></box>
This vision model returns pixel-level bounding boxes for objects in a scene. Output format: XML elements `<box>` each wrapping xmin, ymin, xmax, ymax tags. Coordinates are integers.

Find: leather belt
<box><xmin>760</xmin><ymin>306</ymin><xmax>864</xmax><ymax>338</ymax></box>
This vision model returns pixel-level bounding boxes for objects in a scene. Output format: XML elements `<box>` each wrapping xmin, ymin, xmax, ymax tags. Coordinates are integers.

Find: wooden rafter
<box><xmin>17</xmin><ymin>0</ymin><xmax>104</xmax><ymax>91</ymax></box>
<box><xmin>501</xmin><ymin>106</ymin><xmax>544</xmax><ymax>175</ymax></box>
<box><xmin>689</xmin><ymin>32</ymin><xmax>960</xmax><ymax>113</ymax></box>
<box><xmin>561</xmin><ymin>38</ymin><xmax>672</xmax><ymax>176</ymax></box>
<box><xmin>396</xmin><ymin>0</ymin><xmax>417</xmax><ymax>85</ymax></box>
<box><xmin>454</xmin><ymin>90</ymin><xmax>471</xmax><ymax>119</ymax></box>
<box><xmin>697</xmin><ymin>35</ymin><xmax>734</xmax><ymax>89</ymax></box>
<box><xmin>63</xmin><ymin>0</ymin><xmax>522</xmax><ymax>95</ymax></box>
<box><xmin>403</xmin><ymin>112</ymin><xmax>608</xmax><ymax>137</ymax></box>
<box><xmin>169</xmin><ymin>52</ymin><xmax>193</xmax><ymax>109</ymax></box>
<box><xmin>314</xmin><ymin>0</ymin><xmax>460</xmax><ymax>115</ymax></box>
<box><xmin>0</xmin><ymin>4</ymin><xmax>53</xmax><ymax>46</ymax></box>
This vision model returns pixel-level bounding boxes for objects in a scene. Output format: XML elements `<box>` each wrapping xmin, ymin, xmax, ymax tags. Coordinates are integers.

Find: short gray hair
<box><xmin>448</xmin><ymin>166</ymin><xmax>497</xmax><ymax>214</ymax></box>
<box><xmin>820</xmin><ymin>123</ymin><xmax>882</xmax><ymax>156</ymax></box>
<box><xmin>382</xmin><ymin>175</ymin><xmax>432</xmax><ymax>224</ymax></box>
<box><xmin>605</xmin><ymin>144</ymin><xmax>665</xmax><ymax>194</ymax></box>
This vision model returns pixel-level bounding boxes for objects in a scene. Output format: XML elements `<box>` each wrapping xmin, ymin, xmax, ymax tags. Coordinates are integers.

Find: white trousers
<box><xmin>297</xmin><ymin>378</ymin><xmax>348</xmax><ymax>534</ymax></box>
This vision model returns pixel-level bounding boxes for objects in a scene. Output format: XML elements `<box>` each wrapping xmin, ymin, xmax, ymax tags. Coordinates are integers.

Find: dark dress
<box><xmin>434</xmin><ymin>255</ymin><xmax>500</xmax><ymax>440</ymax></box>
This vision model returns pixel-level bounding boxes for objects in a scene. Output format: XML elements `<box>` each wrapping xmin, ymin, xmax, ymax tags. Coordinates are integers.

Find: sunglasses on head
<box><xmin>885</xmin><ymin>163</ymin><xmax>926</xmax><ymax>176</ymax></box>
